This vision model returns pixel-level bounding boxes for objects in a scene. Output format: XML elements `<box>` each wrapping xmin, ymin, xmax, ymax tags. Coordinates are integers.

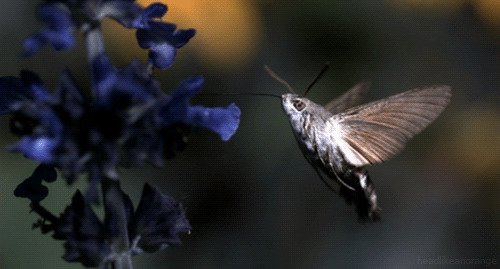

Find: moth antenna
<box><xmin>303</xmin><ymin>62</ymin><xmax>330</xmax><ymax>96</ymax></box>
<box><xmin>264</xmin><ymin>65</ymin><xmax>296</xmax><ymax>94</ymax></box>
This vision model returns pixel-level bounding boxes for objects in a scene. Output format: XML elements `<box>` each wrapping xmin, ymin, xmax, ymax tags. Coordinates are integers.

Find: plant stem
<box><xmin>85</xmin><ymin>24</ymin><xmax>105</xmax><ymax>64</ymax></box>
<box><xmin>111</xmin><ymin>254</ymin><xmax>133</xmax><ymax>269</ymax></box>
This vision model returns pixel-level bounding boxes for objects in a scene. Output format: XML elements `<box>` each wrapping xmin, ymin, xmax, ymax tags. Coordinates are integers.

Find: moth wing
<box><xmin>329</xmin><ymin>86</ymin><xmax>451</xmax><ymax>167</ymax></box>
<box><xmin>324</xmin><ymin>82</ymin><xmax>371</xmax><ymax>114</ymax></box>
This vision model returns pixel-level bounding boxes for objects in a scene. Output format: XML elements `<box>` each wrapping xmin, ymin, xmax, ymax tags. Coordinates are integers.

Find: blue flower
<box><xmin>130</xmin><ymin>3</ymin><xmax>167</xmax><ymax>29</ymax></box>
<box><xmin>23</xmin><ymin>4</ymin><xmax>75</xmax><ymax>56</ymax></box>
<box><xmin>159</xmin><ymin>76</ymin><xmax>241</xmax><ymax>141</ymax></box>
<box><xmin>136</xmin><ymin>20</ymin><xmax>196</xmax><ymax>69</ymax></box>
<box><xmin>10</xmin><ymin>107</ymin><xmax>63</xmax><ymax>162</ymax></box>
<box><xmin>25</xmin><ymin>1</ymin><xmax>195</xmax><ymax>68</ymax></box>
<box><xmin>185</xmin><ymin>103</ymin><xmax>241</xmax><ymax>141</ymax></box>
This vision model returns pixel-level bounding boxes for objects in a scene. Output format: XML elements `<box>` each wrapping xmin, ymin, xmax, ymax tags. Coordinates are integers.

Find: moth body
<box><xmin>280</xmin><ymin>84</ymin><xmax>451</xmax><ymax>222</ymax></box>
<box><xmin>282</xmin><ymin>92</ymin><xmax>381</xmax><ymax>221</ymax></box>
<box><xmin>267</xmin><ymin>65</ymin><xmax>451</xmax><ymax>222</ymax></box>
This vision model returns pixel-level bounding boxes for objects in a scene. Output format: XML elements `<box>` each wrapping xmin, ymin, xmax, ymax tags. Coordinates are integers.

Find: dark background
<box><xmin>0</xmin><ymin>0</ymin><xmax>498</xmax><ymax>268</ymax></box>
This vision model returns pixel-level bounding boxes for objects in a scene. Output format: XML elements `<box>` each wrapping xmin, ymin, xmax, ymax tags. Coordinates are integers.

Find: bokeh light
<box><xmin>387</xmin><ymin>0</ymin><xmax>467</xmax><ymax>11</ymax></box>
<box><xmin>104</xmin><ymin>0</ymin><xmax>263</xmax><ymax>71</ymax></box>
<box><xmin>388</xmin><ymin>0</ymin><xmax>500</xmax><ymax>28</ymax></box>
<box><xmin>442</xmin><ymin>107</ymin><xmax>500</xmax><ymax>178</ymax></box>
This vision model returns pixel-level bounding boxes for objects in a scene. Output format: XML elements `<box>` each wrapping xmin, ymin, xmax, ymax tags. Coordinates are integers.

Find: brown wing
<box><xmin>324</xmin><ymin>82</ymin><xmax>371</xmax><ymax>114</ymax></box>
<box><xmin>330</xmin><ymin>86</ymin><xmax>451</xmax><ymax>167</ymax></box>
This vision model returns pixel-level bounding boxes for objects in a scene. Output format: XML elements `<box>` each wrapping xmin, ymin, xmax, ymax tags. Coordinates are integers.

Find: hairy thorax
<box><xmin>289</xmin><ymin>112</ymin><xmax>346</xmax><ymax>176</ymax></box>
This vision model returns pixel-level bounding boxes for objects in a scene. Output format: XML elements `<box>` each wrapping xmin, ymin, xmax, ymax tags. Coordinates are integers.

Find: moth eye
<box><xmin>292</xmin><ymin>100</ymin><xmax>306</xmax><ymax>111</ymax></box>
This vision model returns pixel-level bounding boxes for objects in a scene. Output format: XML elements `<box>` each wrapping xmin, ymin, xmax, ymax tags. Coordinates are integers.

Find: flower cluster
<box><xmin>2</xmin><ymin>55</ymin><xmax>240</xmax><ymax>197</ymax></box>
<box><xmin>1</xmin><ymin>0</ymin><xmax>241</xmax><ymax>267</ymax></box>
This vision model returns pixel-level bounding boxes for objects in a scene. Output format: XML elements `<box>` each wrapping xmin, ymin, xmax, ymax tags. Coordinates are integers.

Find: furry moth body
<box><xmin>271</xmin><ymin>65</ymin><xmax>451</xmax><ymax>222</ymax></box>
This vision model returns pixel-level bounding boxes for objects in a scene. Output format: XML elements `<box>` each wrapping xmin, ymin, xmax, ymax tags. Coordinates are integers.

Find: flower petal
<box><xmin>92</xmin><ymin>53</ymin><xmax>117</xmax><ymax>102</ymax></box>
<box><xmin>148</xmin><ymin>43</ymin><xmax>177</xmax><ymax>69</ymax></box>
<box><xmin>53</xmin><ymin>191</ymin><xmax>110</xmax><ymax>267</ymax></box>
<box><xmin>136</xmin><ymin>21</ymin><xmax>195</xmax><ymax>69</ymax></box>
<box><xmin>158</xmin><ymin>76</ymin><xmax>241</xmax><ymax>140</ymax></box>
<box><xmin>20</xmin><ymin>70</ymin><xmax>51</xmax><ymax>101</ymax></box>
<box><xmin>0</xmin><ymin>70</ymin><xmax>50</xmax><ymax>114</ymax></box>
<box><xmin>23</xmin><ymin>4</ymin><xmax>75</xmax><ymax>56</ymax></box>
<box><xmin>14</xmin><ymin>164</ymin><xmax>57</xmax><ymax>203</ymax></box>
<box><xmin>9</xmin><ymin>106</ymin><xmax>63</xmax><ymax>163</ymax></box>
<box><xmin>14</xmin><ymin>136</ymin><xmax>59</xmax><ymax>162</ymax></box>
<box><xmin>92</xmin><ymin>54</ymin><xmax>160</xmax><ymax>105</ymax></box>
<box><xmin>157</xmin><ymin>76</ymin><xmax>204</xmax><ymax>126</ymax></box>
<box><xmin>130</xmin><ymin>183</ymin><xmax>191</xmax><ymax>253</ymax></box>
<box><xmin>186</xmin><ymin>103</ymin><xmax>241</xmax><ymax>141</ymax></box>
<box><xmin>131</xmin><ymin>3</ymin><xmax>168</xmax><ymax>29</ymax></box>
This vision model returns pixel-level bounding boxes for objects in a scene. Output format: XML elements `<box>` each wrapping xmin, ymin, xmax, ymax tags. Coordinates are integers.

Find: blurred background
<box><xmin>0</xmin><ymin>0</ymin><xmax>498</xmax><ymax>268</ymax></box>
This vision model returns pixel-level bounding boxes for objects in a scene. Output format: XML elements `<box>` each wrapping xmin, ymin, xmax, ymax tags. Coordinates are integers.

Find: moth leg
<box><xmin>323</xmin><ymin>147</ymin><xmax>355</xmax><ymax>191</ymax></box>
<box><xmin>334</xmin><ymin>173</ymin><xmax>355</xmax><ymax>191</ymax></box>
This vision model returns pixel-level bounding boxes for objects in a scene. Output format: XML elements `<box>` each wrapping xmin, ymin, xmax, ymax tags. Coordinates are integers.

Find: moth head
<box><xmin>265</xmin><ymin>63</ymin><xmax>330</xmax><ymax>119</ymax></box>
<box><xmin>266</xmin><ymin>63</ymin><xmax>329</xmax><ymax>113</ymax></box>
<box><xmin>281</xmin><ymin>93</ymin><xmax>309</xmax><ymax>116</ymax></box>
